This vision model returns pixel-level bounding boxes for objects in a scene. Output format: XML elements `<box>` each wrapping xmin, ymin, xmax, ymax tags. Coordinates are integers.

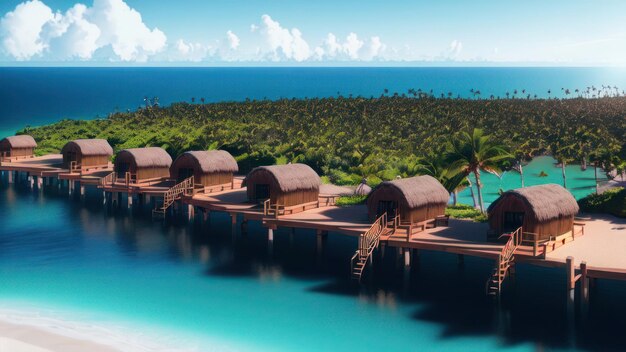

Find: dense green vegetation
<box><xmin>579</xmin><ymin>187</ymin><xmax>626</xmax><ymax>218</ymax></box>
<box><xmin>21</xmin><ymin>95</ymin><xmax>626</xmax><ymax>196</ymax></box>
<box><xmin>335</xmin><ymin>195</ymin><xmax>368</xmax><ymax>207</ymax></box>
<box><xmin>445</xmin><ymin>204</ymin><xmax>488</xmax><ymax>222</ymax></box>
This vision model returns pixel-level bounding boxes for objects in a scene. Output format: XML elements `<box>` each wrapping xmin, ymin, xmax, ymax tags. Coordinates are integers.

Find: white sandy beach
<box><xmin>0</xmin><ymin>320</ymin><xmax>119</xmax><ymax>352</ymax></box>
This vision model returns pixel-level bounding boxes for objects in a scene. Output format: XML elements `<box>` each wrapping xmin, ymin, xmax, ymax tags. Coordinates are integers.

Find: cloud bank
<box><xmin>1</xmin><ymin>0</ymin><xmax>166</xmax><ymax>61</ymax></box>
<box><xmin>0</xmin><ymin>1</ymin><xmax>390</xmax><ymax>63</ymax></box>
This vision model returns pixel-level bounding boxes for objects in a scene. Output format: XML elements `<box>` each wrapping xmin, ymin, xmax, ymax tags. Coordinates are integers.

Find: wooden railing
<box><xmin>350</xmin><ymin>213</ymin><xmax>388</xmax><ymax>280</ymax></box>
<box><xmin>99</xmin><ymin>172</ymin><xmax>115</xmax><ymax>187</ymax></box>
<box><xmin>154</xmin><ymin>176</ymin><xmax>194</xmax><ymax>215</ymax></box>
<box><xmin>263</xmin><ymin>199</ymin><xmax>320</xmax><ymax>218</ymax></box>
<box><xmin>69</xmin><ymin>160</ymin><xmax>80</xmax><ymax>174</ymax></box>
<box><xmin>487</xmin><ymin>226</ymin><xmax>522</xmax><ymax>295</ymax></box>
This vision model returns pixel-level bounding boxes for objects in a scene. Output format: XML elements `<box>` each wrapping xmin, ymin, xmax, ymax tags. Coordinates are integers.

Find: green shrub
<box><xmin>446</xmin><ymin>204</ymin><xmax>487</xmax><ymax>222</ymax></box>
<box><xmin>335</xmin><ymin>195</ymin><xmax>367</xmax><ymax>207</ymax></box>
<box><xmin>578</xmin><ymin>187</ymin><xmax>626</xmax><ymax>218</ymax></box>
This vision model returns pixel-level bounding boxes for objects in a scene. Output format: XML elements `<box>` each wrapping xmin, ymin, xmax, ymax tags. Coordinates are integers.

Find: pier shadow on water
<box><xmin>1</xmin><ymin>176</ymin><xmax>625</xmax><ymax>351</ymax></box>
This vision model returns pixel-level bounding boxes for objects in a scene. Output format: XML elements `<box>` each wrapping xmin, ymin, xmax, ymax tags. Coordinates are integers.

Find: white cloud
<box><xmin>0</xmin><ymin>0</ymin><xmax>54</xmax><ymax>60</ymax></box>
<box><xmin>259</xmin><ymin>14</ymin><xmax>310</xmax><ymax>62</ymax></box>
<box><xmin>0</xmin><ymin>0</ymin><xmax>166</xmax><ymax>61</ymax></box>
<box><xmin>316</xmin><ymin>32</ymin><xmax>386</xmax><ymax>61</ymax></box>
<box><xmin>172</xmin><ymin>39</ymin><xmax>210</xmax><ymax>62</ymax></box>
<box><xmin>87</xmin><ymin>0</ymin><xmax>166</xmax><ymax>61</ymax></box>
<box><xmin>44</xmin><ymin>4</ymin><xmax>101</xmax><ymax>59</ymax></box>
<box><xmin>449</xmin><ymin>39</ymin><xmax>463</xmax><ymax>58</ymax></box>
<box><xmin>226</xmin><ymin>30</ymin><xmax>239</xmax><ymax>50</ymax></box>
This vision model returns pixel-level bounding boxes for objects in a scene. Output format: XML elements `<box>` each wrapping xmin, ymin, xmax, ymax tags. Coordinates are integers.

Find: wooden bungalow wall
<box><xmin>201</xmin><ymin>172</ymin><xmax>233</xmax><ymax>187</ymax></box>
<box><xmin>170</xmin><ymin>157</ymin><xmax>234</xmax><ymax>186</ymax></box>
<box><xmin>246</xmin><ymin>170</ymin><xmax>319</xmax><ymax>206</ymax></box>
<box><xmin>63</xmin><ymin>152</ymin><xmax>110</xmax><ymax>169</ymax></box>
<box><xmin>488</xmin><ymin>196</ymin><xmax>574</xmax><ymax>240</ymax></box>
<box><xmin>367</xmin><ymin>185</ymin><xmax>446</xmax><ymax>223</ymax></box>
<box><xmin>0</xmin><ymin>146</ymin><xmax>34</xmax><ymax>157</ymax></box>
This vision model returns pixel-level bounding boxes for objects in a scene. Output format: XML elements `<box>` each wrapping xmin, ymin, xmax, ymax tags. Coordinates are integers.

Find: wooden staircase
<box><xmin>152</xmin><ymin>176</ymin><xmax>194</xmax><ymax>217</ymax></box>
<box><xmin>486</xmin><ymin>227</ymin><xmax>523</xmax><ymax>296</ymax></box>
<box><xmin>350</xmin><ymin>213</ymin><xmax>389</xmax><ymax>281</ymax></box>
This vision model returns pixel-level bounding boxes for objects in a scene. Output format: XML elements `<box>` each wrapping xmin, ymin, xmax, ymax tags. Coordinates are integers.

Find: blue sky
<box><xmin>0</xmin><ymin>0</ymin><xmax>624</xmax><ymax>65</ymax></box>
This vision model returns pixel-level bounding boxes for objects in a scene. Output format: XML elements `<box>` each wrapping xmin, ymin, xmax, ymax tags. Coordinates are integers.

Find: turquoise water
<box><xmin>1</xmin><ymin>67</ymin><xmax>626</xmax><ymax>138</ymax></box>
<box><xmin>1</xmin><ymin>174</ymin><xmax>626</xmax><ymax>351</ymax></box>
<box><xmin>458</xmin><ymin>156</ymin><xmax>608</xmax><ymax>206</ymax></box>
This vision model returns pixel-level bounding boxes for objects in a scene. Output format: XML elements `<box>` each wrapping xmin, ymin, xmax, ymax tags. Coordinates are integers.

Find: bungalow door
<box><xmin>178</xmin><ymin>168</ymin><xmax>194</xmax><ymax>182</ymax></box>
<box><xmin>503</xmin><ymin>212</ymin><xmax>524</xmax><ymax>232</ymax></box>
<box><xmin>377</xmin><ymin>200</ymin><xmax>397</xmax><ymax>218</ymax></box>
<box><xmin>254</xmin><ymin>184</ymin><xmax>270</xmax><ymax>202</ymax></box>
<box><xmin>116</xmin><ymin>163</ymin><xmax>129</xmax><ymax>179</ymax></box>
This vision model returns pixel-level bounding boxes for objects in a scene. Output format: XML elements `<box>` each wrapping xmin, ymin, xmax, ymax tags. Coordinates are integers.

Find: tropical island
<box><xmin>20</xmin><ymin>92</ymin><xmax>626</xmax><ymax>214</ymax></box>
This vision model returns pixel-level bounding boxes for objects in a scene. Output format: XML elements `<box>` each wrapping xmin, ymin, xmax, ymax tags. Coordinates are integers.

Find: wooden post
<box><xmin>404</xmin><ymin>248</ymin><xmax>411</xmax><ymax>267</ymax></box>
<box><xmin>231</xmin><ymin>213</ymin><xmax>237</xmax><ymax>235</ymax></box>
<box><xmin>241</xmin><ymin>219</ymin><xmax>248</xmax><ymax>235</ymax></box>
<box><xmin>380</xmin><ymin>243</ymin><xmax>386</xmax><ymax>260</ymax></box>
<box><xmin>7</xmin><ymin>170</ymin><xmax>13</xmax><ymax>184</ymax></box>
<box><xmin>188</xmin><ymin>204</ymin><xmax>195</xmax><ymax>221</ymax></box>
<box><xmin>37</xmin><ymin>176</ymin><xmax>43</xmax><ymax>190</ymax></box>
<box><xmin>80</xmin><ymin>185</ymin><xmax>85</xmax><ymax>197</ymax></box>
<box><xmin>580</xmin><ymin>261</ymin><xmax>589</xmax><ymax>304</ymax></box>
<box><xmin>127</xmin><ymin>193</ymin><xmax>133</xmax><ymax>208</ymax></box>
<box><xmin>203</xmin><ymin>210</ymin><xmax>210</xmax><ymax>225</ymax></box>
<box><xmin>103</xmin><ymin>191</ymin><xmax>107</xmax><ymax>205</ymax></box>
<box><xmin>28</xmin><ymin>175</ymin><xmax>34</xmax><ymax>189</ymax></box>
<box><xmin>566</xmin><ymin>256</ymin><xmax>575</xmax><ymax>291</ymax></box>
<box><xmin>268</xmin><ymin>227</ymin><xmax>274</xmax><ymax>242</ymax></box>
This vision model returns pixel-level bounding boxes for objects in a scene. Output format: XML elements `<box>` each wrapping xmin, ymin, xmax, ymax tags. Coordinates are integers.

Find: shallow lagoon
<box><xmin>457</xmin><ymin>156</ymin><xmax>607</xmax><ymax>206</ymax></box>
<box><xmin>1</xmin><ymin>173</ymin><xmax>625</xmax><ymax>351</ymax></box>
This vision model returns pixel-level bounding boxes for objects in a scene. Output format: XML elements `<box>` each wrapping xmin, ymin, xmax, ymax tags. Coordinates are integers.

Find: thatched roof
<box><xmin>245</xmin><ymin>164</ymin><xmax>321</xmax><ymax>192</ymax></box>
<box><xmin>488</xmin><ymin>184</ymin><xmax>579</xmax><ymax>222</ymax></box>
<box><xmin>2</xmin><ymin>135</ymin><xmax>37</xmax><ymax>148</ymax></box>
<box><xmin>319</xmin><ymin>184</ymin><xmax>354</xmax><ymax>196</ymax></box>
<box><xmin>373</xmin><ymin>175</ymin><xmax>450</xmax><ymax>209</ymax></box>
<box><xmin>175</xmin><ymin>150</ymin><xmax>238</xmax><ymax>173</ymax></box>
<box><xmin>62</xmin><ymin>139</ymin><xmax>113</xmax><ymax>156</ymax></box>
<box><xmin>355</xmin><ymin>182</ymin><xmax>372</xmax><ymax>196</ymax></box>
<box><xmin>117</xmin><ymin>147</ymin><xmax>172</xmax><ymax>168</ymax></box>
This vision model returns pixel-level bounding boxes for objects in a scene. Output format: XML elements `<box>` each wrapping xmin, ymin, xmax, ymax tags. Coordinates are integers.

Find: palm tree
<box><xmin>415</xmin><ymin>155</ymin><xmax>468</xmax><ymax>206</ymax></box>
<box><xmin>446</xmin><ymin>128</ymin><xmax>512</xmax><ymax>212</ymax></box>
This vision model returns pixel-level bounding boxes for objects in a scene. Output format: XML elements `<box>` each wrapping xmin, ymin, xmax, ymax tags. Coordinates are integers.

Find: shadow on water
<box><xmin>2</xmin><ymin>175</ymin><xmax>626</xmax><ymax>351</ymax></box>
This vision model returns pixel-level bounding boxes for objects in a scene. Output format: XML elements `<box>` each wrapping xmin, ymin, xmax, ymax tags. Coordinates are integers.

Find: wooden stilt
<box><xmin>404</xmin><ymin>248</ymin><xmax>411</xmax><ymax>267</ymax></box>
<box><xmin>188</xmin><ymin>204</ymin><xmax>195</xmax><ymax>221</ymax></box>
<box><xmin>268</xmin><ymin>227</ymin><xmax>274</xmax><ymax>242</ymax></box>
<box><xmin>127</xmin><ymin>193</ymin><xmax>133</xmax><ymax>208</ymax></box>
<box><xmin>80</xmin><ymin>185</ymin><xmax>85</xmax><ymax>197</ymax></box>
<box><xmin>7</xmin><ymin>170</ymin><xmax>13</xmax><ymax>184</ymax></box>
<box><xmin>37</xmin><ymin>176</ymin><xmax>43</xmax><ymax>190</ymax></box>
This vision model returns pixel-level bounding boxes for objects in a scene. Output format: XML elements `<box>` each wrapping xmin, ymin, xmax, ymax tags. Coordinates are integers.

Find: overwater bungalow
<box><xmin>487</xmin><ymin>184</ymin><xmax>580</xmax><ymax>243</ymax></box>
<box><xmin>0</xmin><ymin>135</ymin><xmax>37</xmax><ymax>161</ymax></box>
<box><xmin>114</xmin><ymin>147</ymin><xmax>172</xmax><ymax>184</ymax></box>
<box><xmin>243</xmin><ymin>163</ymin><xmax>321</xmax><ymax>216</ymax></box>
<box><xmin>61</xmin><ymin>139</ymin><xmax>113</xmax><ymax>172</ymax></box>
<box><xmin>367</xmin><ymin>175</ymin><xmax>450</xmax><ymax>234</ymax></box>
<box><xmin>170</xmin><ymin>150</ymin><xmax>238</xmax><ymax>192</ymax></box>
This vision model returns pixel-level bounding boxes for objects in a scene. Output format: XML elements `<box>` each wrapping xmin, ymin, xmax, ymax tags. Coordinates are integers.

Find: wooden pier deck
<box><xmin>2</xmin><ymin>154</ymin><xmax>626</xmax><ymax>287</ymax></box>
<box><xmin>0</xmin><ymin>154</ymin><xmax>65</xmax><ymax>176</ymax></box>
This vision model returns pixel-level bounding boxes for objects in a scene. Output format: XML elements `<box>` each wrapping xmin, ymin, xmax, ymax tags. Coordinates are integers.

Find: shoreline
<box><xmin>0</xmin><ymin>320</ymin><xmax>119</xmax><ymax>352</ymax></box>
<box><xmin>0</xmin><ymin>306</ymin><xmax>202</xmax><ymax>352</ymax></box>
